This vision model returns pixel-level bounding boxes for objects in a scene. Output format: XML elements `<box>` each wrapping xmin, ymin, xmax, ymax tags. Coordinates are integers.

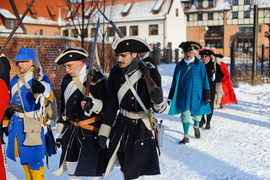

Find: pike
<box><xmin>98</xmin><ymin>8</ymin><xmax>161</xmax><ymax>155</ymax></box>
<box><xmin>0</xmin><ymin>0</ymin><xmax>35</xmax><ymax>55</ymax></box>
<box><xmin>84</xmin><ymin>18</ymin><xmax>100</xmax><ymax>98</ymax></box>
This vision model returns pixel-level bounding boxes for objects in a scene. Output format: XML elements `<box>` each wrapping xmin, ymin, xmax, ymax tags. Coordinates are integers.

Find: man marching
<box><xmin>98</xmin><ymin>36</ymin><xmax>167</xmax><ymax>179</ymax></box>
<box><xmin>53</xmin><ymin>47</ymin><xmax>107</xmax><ymax>180</ymax></box>
<box><xmin>6</xmin><ymin>47</ymin><xmax>54</xmax><ymax>179</ymax></box>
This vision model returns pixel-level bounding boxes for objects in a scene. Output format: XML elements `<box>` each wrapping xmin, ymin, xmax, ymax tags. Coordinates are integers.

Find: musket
<box><xmin>84</xmin><ymin>18</ymin><xmax>100</xmax><ymax>98</ymax></box>
<box><xmin>98</xmin><ymin>8</ymin><xmax>161</xmax><ymax>154</ymax></box>
<box><xmin>0</xmin><ymin>0</ymin><xmax>35</xmax><ymax>55</ymax></box>
<box><xmin>6</xmin><ymin>103</ymin><xmax>24</xmax><ymax>113</ymax></box>
<box><xmin>34</xmin><ymin>41</ymin><xmax>42</xmax><ymax>81</ymax></box>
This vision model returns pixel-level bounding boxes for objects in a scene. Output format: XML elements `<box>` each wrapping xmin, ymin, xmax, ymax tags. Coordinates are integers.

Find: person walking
<box><xmin>98</xmin><ymin>36</ymin><xmax>167</xmax><ymax>180</ymax></box>
<box><xmin>199</xmin><ymin>49</ymin><xmax>224</xmax><ymax>129</ymax></box>
<box><xmin>168</xmin><ymin>41</ymin><xmax>211</xmax><ymax>144</ymax></box>
<box><xmin>6</xmin><ymin>47</ymin><xmax>54</xmax><ymax>179</ymax></box>
<box><xmin>53</xmin><ymin>47</ymin><xmax>107</xmax><ymax>180</ymax></box>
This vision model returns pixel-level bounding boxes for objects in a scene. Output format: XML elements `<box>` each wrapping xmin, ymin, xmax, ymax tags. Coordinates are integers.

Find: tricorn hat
<box><xmin>112</xmin><ymin>36</ymin><xmax>153</xmax><ymax>54</ymax></box>
<box><xmin>179</xmin><ymin>41</ymin><xmax>202</xmax><ymax>52</ymax></box>
<box><xmin>13</xmin><ymin>47</ymin><xmax>35</xmax><ymax>63</ymax></box>
<box><xmin>55</xmin><ymin>47</ymin><xmax>89</xmax><ymax>65</ymax></box>
<box><xmin>214</xmin><ymin>53</ymin><xmax>224</xmax><ymax>58</ymax></box>
<box><xmin>199</xmin><ymin>49</ymin><xmax>214</xmax><ymax>56</ymax></box>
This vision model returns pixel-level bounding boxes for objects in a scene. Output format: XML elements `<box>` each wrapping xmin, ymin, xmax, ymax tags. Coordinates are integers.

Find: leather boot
<box><xmin>199</xmin><ymin>118</ymin><xmax>205</xmax><ymax>128</ymax></box>
<box><xmin>194</xmin><ymin>125</ymin><xmax>200</xmax><ymax>138</ymax></box>
<box><xmin>178</xmin><ymin>135</ymin><xmax>189</xmax><ymax>144</ymax></box>
<box><xmin>205</xmin><ymin>124</ymin><xmax>211</xmax><ymax>130</ymax></box>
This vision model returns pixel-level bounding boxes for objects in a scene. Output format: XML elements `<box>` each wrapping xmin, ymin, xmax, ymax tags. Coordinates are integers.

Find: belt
<box><xmin>69</xmin><ymin>115</ymin><xmax>101</xmax><ymax>132</ymax></box>
<box><xmin>120</xmin><ymin>108</ymin><xmax>148</xmax><ymax>119</ymax></box>
<box><xmin>14</xmin><ymin>111</ymin><xmax>40</xmax><ymax>119</ymax></box>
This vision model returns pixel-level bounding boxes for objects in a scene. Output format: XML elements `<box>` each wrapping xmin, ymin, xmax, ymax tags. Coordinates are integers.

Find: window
<box><xmin>186</xmin><ymin>14</ymin><xmax>189</xmax><ymax>21</ymax></box>
<box><xmin>91</xmin><ymin>28</ymin><xmax>96</xmax><ymax>37</ymax></box>
<box><xmin>259</xmin><ymin>25</ymin><xmax>261</xmax><ymax>32</ymax></box>
<box><xmin>107</xmin><ymin>27</ymin><xmax>115</xmax><ymax>37</ymax></box>
<box><xmin>176</xmin><ymin>8</ymin><xmax>179</xmax><ymax>17</ymax></box>
<box><xmin>119</xmin><ymin>26</ymin><xmax>126</xmax><ymax>36</ymax></box>
<box><xmin>205</xmin><ymin>40</ymin><xmax>223</xmax><ymax>48</ymax></box>
<box><xmin>198</xmin><ymin>1</ymin><xmax>203</xmax><ymax>8</ymax></box>
<box><xmin>40</xmin><ymin>29</ymin><xmax>43</xmax><ymax>35</ymax></box>
<box><xmin>149</xmin><ymin>24</ymin><xmax>158</xmax><ymax>35</ymax></box>
<box><xmin>244</xmin><ymin>0</ymin><xmax>250</xmax><ymax>5</ymax></box>
<box><xmin>198</xmin><ymin>14</ymin><xmax>203</xmax><ymax>21</ymax></box>
<box><xmin>233</xmin><ymin>12</ymin><xmax>238</xmax><ymax>19</ymax></box>
<box><xmin>72</xmin><ymin>29</ymin><xmax>78</xmax><ymax>38</ymax></box>
<box><xmin>63</xmin><ymin>30</ymin><xmax>68</xmax><ymax>37</ymax></box>
<box><xmin>130</xmin><ymin>26</ymin><xmax>138</xmax><ymax>36</ymax></box>
<box><xmin>209</xmin><ymin>26</ymin><xmax>222</xmax><ymax>32</ymax></box>
<box><xmin>6</xmin><ymin>20</ymin><xmax>14</xmax><ymax>29</ymax></box>
<box><xmin>81</xmin><ymin>29</ymin><xmax>88</xmax><ymax>38</ymax></box>
<box><xmin>233</xmin><ymin>0</ymin><xmax>238</xmax><ymax>5</ymax></box>
<box><xmin>208</xmin><ymin>13</ymin><xmax>213</xmax><ymax>20</ymax></box>
<box><xmin>239</xmin><ymin>27</ymin><xmax>253</xmax><ymax>32</ymax></box>
<box><xmin>184</xmin><ymin>2</ymin><xmax>190</xmax><ymax>9</ymax></box>
<box><xmin>244</xmin><ymin>11</ymin><xmax>250</xmax><ymax>18</ymax></box>
<box><xmin>209</xmin><ymin>0</ymin><xmax>214</xmax><ymax>7</ymax></box>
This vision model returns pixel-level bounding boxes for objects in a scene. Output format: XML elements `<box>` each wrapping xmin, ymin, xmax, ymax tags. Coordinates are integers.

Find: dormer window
<box><xmin>46</xmin><ymin>5</ymin><xmax>56</xmax><ymax>20</ymax></box>
<box><xmin>209</xmin><ymin>0</ymin><xmax>214</xmax><ymax>7</ymax></box>
<box><xmin>184</xmin><ymin>2</ymin><xmax>190</xmax><ymax>9</ymax></box>
<box><xmin>6</xmin><ymin>19</ymin><xmax>14</xmax><ymax>28</ymax></box>
<box><xmin>122</xmin><ymin>3</ymin><xmax>132</xmax><ymax>16</ymax></box>
<box><xmin>27</xmin><ymin>3</ymin><xmax>37</xmax><ymax>18</ymax></box>
<box><xmin>198</xmin><ymin>0</ymin><xmax>203</xmax><ymax>8</ymax></box>
<box><xmin>153</xmin><ymin>0</ymin><xmax>164</xmax><ymax>14</ymax></box>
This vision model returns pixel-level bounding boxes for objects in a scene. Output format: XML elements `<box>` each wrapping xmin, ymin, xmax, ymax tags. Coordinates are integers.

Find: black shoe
<box><xmin>178</xmin><ymin>137</ymin><xmax>189</xmax><ymax>144</ymax></box>
<box><xmin>199</xmin><ymin>119</ymin><xmax>205</xmax><ymax>128</ymax></box>
<box><xmin>194</xmin><ymin>126</ymin><xmax>200</xmax><ymax>138</ymax></box>
<box><xmin>205</xmin><ymin>124</ymin><xmax>211</xmax><ymax>130</ymax></box>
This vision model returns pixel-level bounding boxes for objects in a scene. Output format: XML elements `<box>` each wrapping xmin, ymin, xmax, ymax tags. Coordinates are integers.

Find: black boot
<box><xmin>178</xmin><ymin>136</ymin><xmax>189</xmax><ymax>144</ymax></box>
<box><xmin>194</xmin><ymin>126</ymin><xmax>200</xmax><ymax>138</ymax></box>
<box><xmin>205</xmin><ymin>124</ymin><xmax>211</xmax><ymax>130</ymax></box>
<box><xmin>199</xmin><ymin>119</ymin><xmax>205</xmax><ymax>128</ymax></box>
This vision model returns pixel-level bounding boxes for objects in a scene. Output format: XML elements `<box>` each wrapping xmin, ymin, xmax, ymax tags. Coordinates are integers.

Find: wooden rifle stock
<box><xmin>6</xmin><ymin>103</ymin><xmax>24</xmax><ymax>113</ymax></box>
<box><xmin>0</xmin><ymin>0</ymin><xmax>35</xmax><ymax>55</ymax></box>
<box><xmin>139</xmin><ymin>60</ymin><xmax>157</xmax><ymax>95</ymax></box>
<box><xmin>84</xmin><ymin>69</ymin><xmax>96</xmax><ymax>98</ymax></box>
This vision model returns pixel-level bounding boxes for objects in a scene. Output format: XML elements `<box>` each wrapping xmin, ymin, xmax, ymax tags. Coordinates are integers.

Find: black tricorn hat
<box><xmin>179</xmin><ymin>41</ymin><xmax>202</xmax><ymax>52</ymax></box>
<box><xmin>112</xmin><ymin>36</ymin><xmax>153</xmax><ymax>54</ymax></box>
<box><xmin>55</xmin><ymin>47</ymin><xmax>89</xmax><ymax>65</ymax></box>
<box><xmin>214</xmin><ymin>53</ymin><xmax>224</xmax><ymax>58</ymax></box>
<box><xmin>199</xmin><ymin>49</ymin><xmax>214</xmax><ymax>56</ymax></box>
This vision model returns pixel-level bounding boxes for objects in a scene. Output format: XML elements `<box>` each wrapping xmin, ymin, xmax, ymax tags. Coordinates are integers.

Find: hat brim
<box><xmin>55</xmin><ymin>49</ymin><xmax>89</xmax><ymax>65</ymax></box>
<box><xmin>112</xmin><ymin>36</ymin><xmax>153</xmax><ymax>54</ymax></box>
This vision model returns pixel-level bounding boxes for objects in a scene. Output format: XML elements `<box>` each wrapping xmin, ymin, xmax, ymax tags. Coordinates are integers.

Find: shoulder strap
<box><xmin>72</xmin><ymin>76</ymin><xmax>93</xmax><ymax>98</ymax></box>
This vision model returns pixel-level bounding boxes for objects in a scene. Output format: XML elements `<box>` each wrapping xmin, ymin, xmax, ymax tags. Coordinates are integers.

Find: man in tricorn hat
<box><xmin>6</xmin><ymin>47</ymin><xmax>54</xmax><ymax>179</ymax></box>
<box><xmin>53</xmin><ymin>47</ymin><xmax>107</xmax><ymax>179</ymax></box>
<box><xmin>199</xmin><ymin>49</ymin><xmax>224</xmax><ymax>130</ymax></box>
<box><xmin>168</xmin><ymin>41</ymin><xmax>211</xmax><ymax>144</ymax></box>
<box><xmin>98</xmin><ymin>36</ymin><xmax>167</xmax><ymax>179</ymax></box>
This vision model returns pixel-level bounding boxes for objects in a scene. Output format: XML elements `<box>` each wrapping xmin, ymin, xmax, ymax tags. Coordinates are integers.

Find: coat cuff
<box><xmin>153</xmin><ymin>97</ymin><xmax>167</xmax><ymax>113</ymax></box>
<box><xmin>56</xmin><ymin>122</ymin><xmax>64</xmax><ymax>133</ymax></box>
<box><xmin>98</xmin><ymin>124</ymin><xmax>111</xmax><ymax>138</ymax></box>
<box><xmin>93</xmin><ymin>98</ymin><xmax>103</xmax><ymax>114</ymax></box>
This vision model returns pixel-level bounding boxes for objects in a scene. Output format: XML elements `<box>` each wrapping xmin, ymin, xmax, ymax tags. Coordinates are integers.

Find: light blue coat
<box><xmin>168</xmin><ymin>58</ymin><xmax>211</xmax><ymax>116</ymax></box>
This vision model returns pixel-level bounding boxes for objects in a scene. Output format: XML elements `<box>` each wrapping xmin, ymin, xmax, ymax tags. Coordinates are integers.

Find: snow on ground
<box><xmin>5</xmin><ymin>63</ymin><xmax>270</xmax><ymax>180</ymax></box>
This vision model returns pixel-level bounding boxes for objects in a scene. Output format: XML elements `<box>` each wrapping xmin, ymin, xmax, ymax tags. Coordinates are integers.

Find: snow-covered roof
<box><xmin>22</xmin><ymin>15</ymin><xmax>67</xmax><ymax>26</ymax></box>
<box><xmin>0</xmin><ymin>25</ymin><xmax>23</xmax><ymax>33</ymax></box>
<box><xmin>98</xmin><ymin>0</ymin><xmax>171</xmax><ymax>22</ymax></box>
<box><xmin>257</xmin><ymin>0</ymin><xmax>270</xmax><ymax>8</ymax></box>
<box><xmin>185</xmin><ymin>0</ymin><xmax>231</xmax><ymax>13</ymax></box>
<box><xmin>0</xmin><ymin>9</ymin><xmax>16</xmax><ymax>19</ymax></box>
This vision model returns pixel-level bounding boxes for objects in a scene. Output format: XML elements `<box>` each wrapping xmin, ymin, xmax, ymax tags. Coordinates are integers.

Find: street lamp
<box><xmin>252</xmin><ymin>0</ymin><xmax>259</xmax><ymax>84</ymax></box>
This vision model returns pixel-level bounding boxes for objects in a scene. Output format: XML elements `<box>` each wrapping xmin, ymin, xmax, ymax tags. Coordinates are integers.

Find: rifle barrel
<box><xmin>0</xmin><ymin>0</ymin><xmax>35</xmax><ymax>55</ymax></box>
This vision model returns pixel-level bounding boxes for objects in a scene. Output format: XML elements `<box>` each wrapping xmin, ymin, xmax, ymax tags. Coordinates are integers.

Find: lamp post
<box><xmin>252</xmin><ymin>0</ymin><xmax>259</xmax><ymax>84</ymax></box>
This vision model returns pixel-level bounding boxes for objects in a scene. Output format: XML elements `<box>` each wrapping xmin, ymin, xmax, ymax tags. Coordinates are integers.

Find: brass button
<box><xmin>120</xmin><ymin>84</ymin><xmax>123</xmax><ymax>86</ymax></box>
<box><xmin>131</xmin><ymin>97</ymin><xmax>134</xmax><ymax>100</ymax></box>
<box><xmin>152</xmin><ymin>136</ymin><xmax>154</xmax><ymax>139</ymax></box>
<box><xmin>73</xmin><ymin>101</ymin><xmax>77</xmax><ymax>104</ymax></box>
<box><xmin>31</xmin><ymin>130</ymin><xmax>34</xmax><ymax>133</ymax></box>
<box><xmin>83</xmin><ymin>137</ymin><xmax>85</xmax><ymax>140</ymax></box>
<box><xmin>74</xmin><ymin>95</ymin><xmax>77</xmax><ymax>98</ymax></box>
<box><xmin>76</xmin><ymin>119</ymin><xmax>79</xmax><ymax>121</ymax></box>
<box><xmin>141</xmin><ymin>142</ymin><xmax>144</xmax><ymax>146</ymax></box>
<box><xmin>121</xmin><ymin>77</ymin><xmax>124</xmax><ymax>80</ymax></box>
<box><xmin>132</xmin><ymin>120</ymin><xmax>135</xmax><ymax>123</ymax></box>
<box><xmin>131</xmin><ymin>104</ymin><xmax>134</xmax><ymax>107</ymax></box>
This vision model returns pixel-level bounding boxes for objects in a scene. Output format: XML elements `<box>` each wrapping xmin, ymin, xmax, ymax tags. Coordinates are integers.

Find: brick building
<box><xmin>181</xmin><ymin>0</ymin><xmax>270</xmax><ymax>58</ymax></box>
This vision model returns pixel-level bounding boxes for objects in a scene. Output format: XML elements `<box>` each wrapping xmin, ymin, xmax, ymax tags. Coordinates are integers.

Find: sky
<box><xmin>4</xmin><ymin>63</ymin><xmax>270</xmax><ymax>180</ymax></box>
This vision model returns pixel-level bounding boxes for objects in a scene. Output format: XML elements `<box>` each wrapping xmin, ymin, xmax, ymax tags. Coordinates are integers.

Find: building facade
<box><xmin>181</xmin><ymin>0</ymin><xmax>270</xmax><ymax>58</ymax></box>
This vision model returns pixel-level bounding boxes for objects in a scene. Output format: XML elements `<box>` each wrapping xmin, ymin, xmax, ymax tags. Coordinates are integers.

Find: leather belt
<box><xmin>69</xmin><ymin>115</ymin><xmax>101</xmax><ymax>132</ymax></box>
<box><xmin>120</xmin><ymin>108</ymin><xmax>148</xmax><ymax>119</ymax></box>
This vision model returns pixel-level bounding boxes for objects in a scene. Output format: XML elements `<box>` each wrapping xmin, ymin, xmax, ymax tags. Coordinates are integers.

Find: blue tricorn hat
<box><xmin>55</xmin><ymin>47</ymin><xmax>89</xmax><ymax>65</ymax></box>
<box><xmin>13</xmin><ymin>47</ymin><xmax>35</xmax><ymax>63</ymax></box>
<box><xmin>112</xmin><ymin>36</ymin><xmax>153</xmax><ymax>54</ymax></box>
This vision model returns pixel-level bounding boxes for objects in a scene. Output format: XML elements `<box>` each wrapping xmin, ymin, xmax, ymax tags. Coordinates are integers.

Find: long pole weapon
<box><xmin>0</xmin><ymin>0</ymin><xmax>35</xmax><ymax>55</ymax></box>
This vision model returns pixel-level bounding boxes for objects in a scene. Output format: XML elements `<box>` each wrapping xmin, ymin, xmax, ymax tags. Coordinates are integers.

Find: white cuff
<box><xmin>98</xmin><ymin>124</ymin><xmax>111</xmax><ymax>138</ymax></box>
<box><xmin>40</xmin><ymin>81</ymin><xmax>51</xmax><ymax>98</ymax></box>
<box><xmin>153</xmin><ymin>97</ymin><xmax>167</xmax><ymax>113</ymax></box>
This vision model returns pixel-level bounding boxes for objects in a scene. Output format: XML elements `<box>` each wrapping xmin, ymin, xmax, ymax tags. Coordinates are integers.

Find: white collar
<box><xmin>184</xmin><ymin>56</ymin><xmax>195</xmax><ymax>65</ymax></box>
<box><xmin>140</xmin><ymin>52</ymin><xmax>149</xmax><ymax>60</ymax></box>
